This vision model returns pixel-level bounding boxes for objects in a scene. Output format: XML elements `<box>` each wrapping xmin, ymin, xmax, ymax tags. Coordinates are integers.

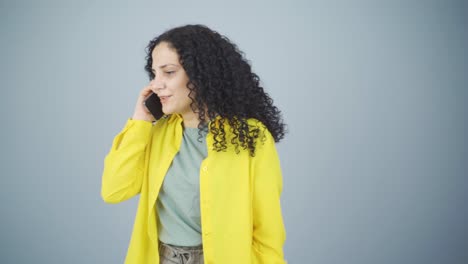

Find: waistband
<box><xmin>158</xmin><ymin>240</ymin><xmax>203</xmax><ymax>251</ymax></box>
<box><xmin>158</xmin><ymin>240</ymin><xmax>203</xmax><ymax>262</ymax></box>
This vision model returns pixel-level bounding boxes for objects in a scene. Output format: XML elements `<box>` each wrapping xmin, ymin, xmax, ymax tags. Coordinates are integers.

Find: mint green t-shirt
<box><xmin>156</xmin><ymin>125</ymin><xmax>208</xmax><ymax>246</ymax></box>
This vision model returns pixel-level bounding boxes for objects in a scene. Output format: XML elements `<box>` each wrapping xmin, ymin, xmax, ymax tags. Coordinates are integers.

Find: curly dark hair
<box><xmin>144</xmin><ymin>24</ymin><xmax>286</xmax><ymax>156</ymax></box>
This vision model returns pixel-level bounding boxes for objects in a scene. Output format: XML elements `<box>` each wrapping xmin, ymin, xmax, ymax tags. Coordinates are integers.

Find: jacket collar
<box><xmin>167</xmin><ymin>113</ymin><xmax>222</xmax><ymax>129</ymax></box>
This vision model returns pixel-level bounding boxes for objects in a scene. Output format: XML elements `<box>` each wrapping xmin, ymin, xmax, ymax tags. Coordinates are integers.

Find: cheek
<box><xmin>172</xmin><ymin>78</ymin><xmax>189</xmax><ymax>94</ymax></box>
<box><xmin>179</xmin><ymin>84</ymin><xmax>191</xmax><ymax>97</ymax></box>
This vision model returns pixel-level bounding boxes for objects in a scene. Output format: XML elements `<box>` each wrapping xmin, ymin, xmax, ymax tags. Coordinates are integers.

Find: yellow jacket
<box><xmin>101</xmin><ymin>114</ymin><xmax>286</xmax><ymax>263</ymax></box>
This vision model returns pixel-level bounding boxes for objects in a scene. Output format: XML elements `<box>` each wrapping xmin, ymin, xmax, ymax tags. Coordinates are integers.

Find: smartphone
<box><xmin>144</xmin><ymin>93</ymin><xmax>164</xmax><ymax>120</ymax></box>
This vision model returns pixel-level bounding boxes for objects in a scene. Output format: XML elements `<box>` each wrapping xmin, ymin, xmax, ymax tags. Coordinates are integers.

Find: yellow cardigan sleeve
<box><xmin>251</xmin><ymin>128</ymin><xmax>287</xmax><ymax>264</ymax></box>
<box><xmin>101</xmin><ymin>118</ymin><xmax>153</xmax><ymax>204</ymax></box>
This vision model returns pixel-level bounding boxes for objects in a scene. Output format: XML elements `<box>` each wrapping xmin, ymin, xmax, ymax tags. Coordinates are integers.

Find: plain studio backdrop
<box><xmin>0</xmin><ymin>0</ymin><xmax>467</xmax><ymax>263</ymax></box>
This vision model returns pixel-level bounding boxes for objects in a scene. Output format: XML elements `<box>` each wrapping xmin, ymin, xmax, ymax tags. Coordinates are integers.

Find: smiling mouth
<box><xmin>159</xmin><ymin>96</ymin><xmax>171</xmax><ymax>102</ymax></box>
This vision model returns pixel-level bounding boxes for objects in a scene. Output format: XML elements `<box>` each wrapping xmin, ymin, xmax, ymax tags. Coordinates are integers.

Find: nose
<box><xmin>150</xmin><ymin>77</ymin><xmax>165</xmax><ymax>92</ymax></box>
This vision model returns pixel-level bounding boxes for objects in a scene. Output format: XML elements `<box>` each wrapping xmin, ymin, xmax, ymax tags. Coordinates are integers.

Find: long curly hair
<box><xmin>144</xmin><ymin>24</ymin><xmax>286</xmax><ymax>156</ymax></box>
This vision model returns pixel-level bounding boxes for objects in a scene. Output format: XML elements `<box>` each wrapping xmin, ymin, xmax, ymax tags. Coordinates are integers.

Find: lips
<box><xmin>159</xmin><ymin>95</ymin><xmax>172</xmax><ymax>103</ymax></box>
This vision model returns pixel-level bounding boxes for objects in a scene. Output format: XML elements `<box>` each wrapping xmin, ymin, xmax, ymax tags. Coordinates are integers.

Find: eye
<box><xmin>165</xmin><ymin>71</ymin><xmax>175</xmax><ymax>75</ymax></box>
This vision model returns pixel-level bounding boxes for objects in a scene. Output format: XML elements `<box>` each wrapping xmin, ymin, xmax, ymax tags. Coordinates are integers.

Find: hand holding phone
<box><xmin>143</xmin><ymin>93</ymin><xmax>164</xmax><ymax>120</ymax></box>
<box><xmin>132</xmin><ymin>85</ymin><xmax>163</xmax><ymax>122</ymax></box>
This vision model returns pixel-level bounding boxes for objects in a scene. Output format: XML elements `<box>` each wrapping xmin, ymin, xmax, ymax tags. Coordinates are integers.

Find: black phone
<box><xmin>143</xmin><ymin>93</ymin><xmax>164</xmax><ymax>120</ymax></box>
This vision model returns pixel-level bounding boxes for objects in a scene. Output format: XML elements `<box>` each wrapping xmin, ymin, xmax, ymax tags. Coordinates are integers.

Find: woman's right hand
<box><xmin>132</xmin><ymin>83</ymin><xmax>155</xmax><ymax>122</ymax></box>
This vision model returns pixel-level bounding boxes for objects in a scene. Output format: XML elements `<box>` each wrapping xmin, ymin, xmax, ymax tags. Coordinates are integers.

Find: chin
<box><xmin>162</xmin><ymin>107</ymin><xmax>172</xmax><ymax>115</ymax></box>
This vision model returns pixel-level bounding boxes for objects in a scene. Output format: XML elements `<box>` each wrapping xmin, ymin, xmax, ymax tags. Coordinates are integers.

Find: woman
<box><xmin>101</xmin><ymin>24</ymin><xmax>287</xmax><ymax>264</ymax></box>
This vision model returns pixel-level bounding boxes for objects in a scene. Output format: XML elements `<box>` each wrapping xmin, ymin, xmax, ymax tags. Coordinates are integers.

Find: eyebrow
<box><xmin>151</xmin><ymin>64</ymin><xmax>179</xmax><ymax>71</ymax></box>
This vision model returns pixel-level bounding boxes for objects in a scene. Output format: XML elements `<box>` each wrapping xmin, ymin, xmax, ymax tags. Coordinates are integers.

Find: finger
<box><xmin>140</xmin><ymin>88</ymin><xmax>153</xmax><ymax>98</ymax></box>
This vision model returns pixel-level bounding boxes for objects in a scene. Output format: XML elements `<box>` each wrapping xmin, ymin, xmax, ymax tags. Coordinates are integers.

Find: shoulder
<box><xmin>246</xmin><ymin>118</ymin><xmax>271</xmax><ymax>136</ymax></box>
<box><xmin>246</xmin><ymin>117</ymin><xmax>263</xmax><ymax>127</ymax></box>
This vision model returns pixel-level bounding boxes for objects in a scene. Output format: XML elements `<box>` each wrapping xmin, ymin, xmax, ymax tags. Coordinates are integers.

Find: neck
<box><xmin>181</xmin><ymin>110</ymin><xmax>212</xmax><ymax>128</ymax></box>
<box><xmin>181</xmin><ymin>110</ymin><xmax>203</xmax><ymax>128</ymax></box>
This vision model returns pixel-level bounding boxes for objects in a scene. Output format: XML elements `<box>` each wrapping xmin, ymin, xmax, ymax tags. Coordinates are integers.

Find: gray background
<box><xmin>1</xmin><ymin>0</ymin><xmax>467</xmax><ymax>263</ymax></box>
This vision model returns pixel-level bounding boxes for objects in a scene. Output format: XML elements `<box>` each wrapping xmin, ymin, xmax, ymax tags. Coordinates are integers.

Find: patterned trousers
<box><xmin>158</xmin><ymin>240</ymin><xmax>204</xmax><ymax>264</ymax></box>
